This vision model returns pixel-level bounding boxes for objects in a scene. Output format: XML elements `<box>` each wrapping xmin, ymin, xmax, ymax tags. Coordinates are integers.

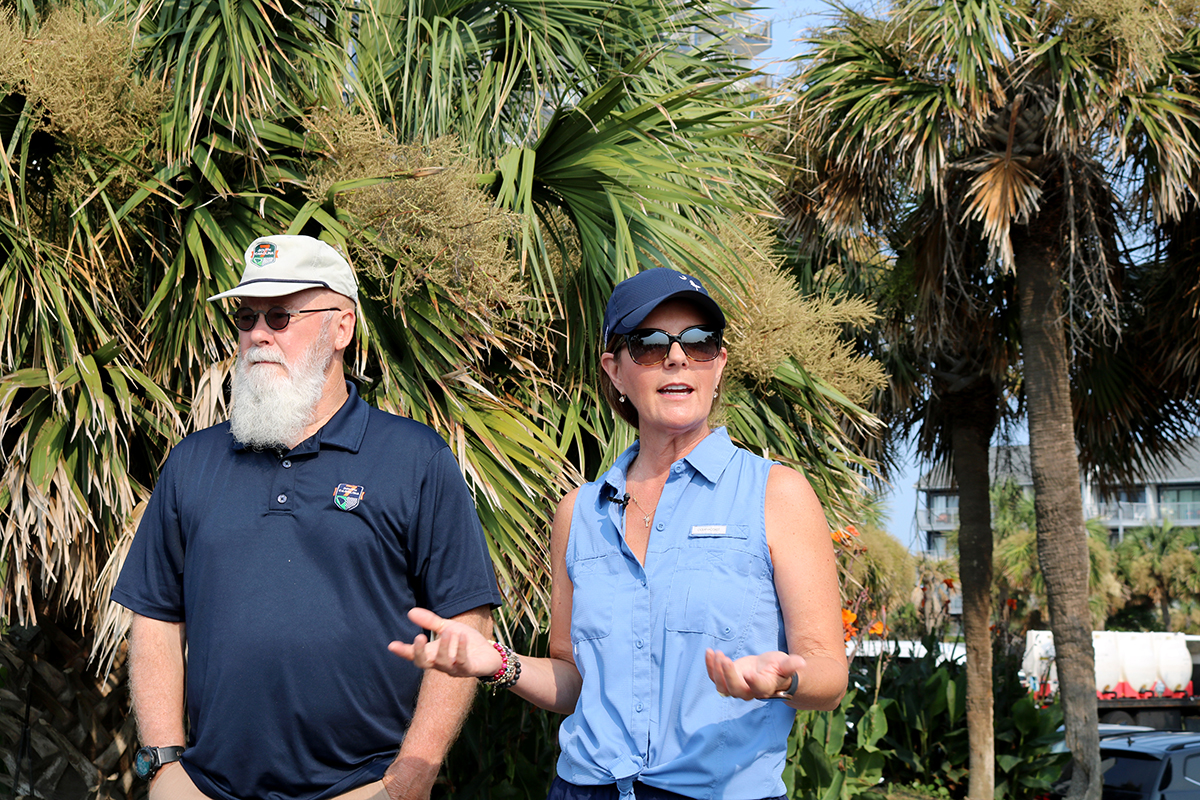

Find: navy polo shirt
<box><xmin>113</xmin><ymin>383</ymin><xmax>502</xmax><ymax>800</ymax></box>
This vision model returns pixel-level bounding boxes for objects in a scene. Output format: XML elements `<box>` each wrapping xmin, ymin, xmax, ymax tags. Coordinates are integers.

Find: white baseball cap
<box><xmin>207</xmin><ymin>235</ymin><xmax>359</xmax><ymax>303</ymax></box>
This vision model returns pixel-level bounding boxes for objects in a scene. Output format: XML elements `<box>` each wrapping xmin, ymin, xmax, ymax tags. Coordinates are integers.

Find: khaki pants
<box><xmin>150</xmin><ymin>762</ymin><xmax>391</xmax><ymax>800</ymax></box>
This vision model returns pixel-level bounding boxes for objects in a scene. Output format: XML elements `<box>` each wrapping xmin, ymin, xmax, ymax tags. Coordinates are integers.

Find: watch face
<box><xmin>134</xmin><ymin>748</ymin><xmax>157</xmax><ymax>780</ymax></box>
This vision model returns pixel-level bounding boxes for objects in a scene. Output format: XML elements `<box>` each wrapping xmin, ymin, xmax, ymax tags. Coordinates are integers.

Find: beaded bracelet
<box><xmin>478</xmin><ymin>641</ymin><xmax>521</xmax><ymax>692</ymax></box>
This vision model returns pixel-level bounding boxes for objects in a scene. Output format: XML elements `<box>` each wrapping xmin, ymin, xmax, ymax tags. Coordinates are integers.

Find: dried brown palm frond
<box><xmin>0</xmin><ymin>621</ymin><xmax>138</xmax><ymax>799</ymax></box>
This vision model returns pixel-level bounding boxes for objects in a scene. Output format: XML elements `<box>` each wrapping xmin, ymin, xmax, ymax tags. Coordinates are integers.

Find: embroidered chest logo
<box><xmin>333</xmin><ymin>483</ymin><xmax>365</xmax><ymax>511</ymax></box>
<box><xmin>250</xmin><ymin>242</ymin><xmax>278</xmax><ymax>267</ymax></box>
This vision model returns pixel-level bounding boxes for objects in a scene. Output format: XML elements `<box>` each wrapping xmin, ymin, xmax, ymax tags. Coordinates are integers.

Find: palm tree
<box><xmin>1</xmin><ymin>0</ymin><xmax>888</xmax><ymax>792</ymax></box>
<box><xmin>1115</xmin><ymin>520</ymin><xmax>1200</xmax><ymax>630</ymax></box>
<box><xmin>991</xmin><ymin>480</ymin><xmax>1125</xmax><ymax>631</ymax></box>
<box><xmin>786</xmin><ymin>1</ymin><xmax>1200</xmax><ymax>797</ymax></box>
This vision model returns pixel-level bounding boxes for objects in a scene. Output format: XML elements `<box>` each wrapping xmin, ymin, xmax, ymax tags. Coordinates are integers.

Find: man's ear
<box><xmin>333</xmin><ymin>307</ymin><xmax>357</xmax><ymax>352</ymax></box>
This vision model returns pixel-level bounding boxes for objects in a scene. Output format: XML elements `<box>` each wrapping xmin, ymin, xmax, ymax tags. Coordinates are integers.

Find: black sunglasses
<box><xmin>232</xmin><ymin>306</ymin><xmax>343</xmax><ymax>332</ymax></box>
<box><xmin>622</xmin><ymin>325</ymin><xmax>723</xmax><ymax>366</ymax></box>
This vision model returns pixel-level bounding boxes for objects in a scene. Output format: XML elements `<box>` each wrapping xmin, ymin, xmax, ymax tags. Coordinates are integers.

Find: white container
<box><xmin>1023</xmin><ymin>630</ymin><xmax>1057</xmax><ymax>692</ymax></box>
<box><xmin>1093</xmin><ymin>631</ymin><xmax>1122</xmax><ymax>693</ymax></box>
<box><xmin>1153</xmin><ymin>632</ymin><xmax>1193</xmax><ymax>693</ymax></box>
<box><xmin>1119</xmin><ymin>631</ymin><xmax>1158</xmax><ymax>693</ymax></box>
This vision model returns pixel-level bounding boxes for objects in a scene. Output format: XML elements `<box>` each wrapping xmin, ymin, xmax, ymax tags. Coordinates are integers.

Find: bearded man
<box><xmin>112</xmin><ymin>235</ymin><xmax>501</xmax><ymax>800</ymax></box>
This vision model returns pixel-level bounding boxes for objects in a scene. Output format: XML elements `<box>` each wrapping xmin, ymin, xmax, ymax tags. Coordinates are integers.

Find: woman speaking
<box><xmin>390</xmin><ymin>268</ymin><xmax>847</xmax><ymax>800</ymax></box>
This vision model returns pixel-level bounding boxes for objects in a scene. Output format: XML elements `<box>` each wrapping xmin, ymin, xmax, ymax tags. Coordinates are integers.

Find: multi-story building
<box><xmin>679</xmin><ymin>0</ymin><xmax>772</xmax><ymax>69</ymax></box>
<box><xmin>916</xmin><ymin>441</ymin><xmax>1200</xmax><ymax>557</ymax></box>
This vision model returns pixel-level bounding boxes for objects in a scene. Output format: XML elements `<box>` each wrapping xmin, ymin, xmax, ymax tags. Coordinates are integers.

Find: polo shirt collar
<box><xmin>600</xmin><ymin>426</ymin><xmax>738</xmax><ymax>499</ymax></box>
<box><xmin>231</xmin><ymin>381</ymin><xmax>368</xmax><ymax>455</ymax></box>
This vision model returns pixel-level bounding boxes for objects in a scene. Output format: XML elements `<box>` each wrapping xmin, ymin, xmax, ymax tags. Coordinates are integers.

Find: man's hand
<box><xmin>381</xmin><ymin>755</ymin><xmax>440</xmax><ymax>800</ymax></box>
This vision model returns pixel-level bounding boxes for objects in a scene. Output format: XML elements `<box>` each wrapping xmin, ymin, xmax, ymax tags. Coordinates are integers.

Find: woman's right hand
<box><xmin>387</xmin><ymin>607</ymin><xmax>504</xmax><ymax>678</ymax></box>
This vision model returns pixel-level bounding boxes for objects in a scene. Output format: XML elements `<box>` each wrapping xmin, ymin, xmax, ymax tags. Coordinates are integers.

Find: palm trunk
<box><xmin>1014</xmin><ymin>223</ymin><xmax>1100</xmax><ymax>800</ymax></box>
<box><xmin>948</xmin><ymin>377</ymin><xmax>998</xmax><ymax>800</ymax></box>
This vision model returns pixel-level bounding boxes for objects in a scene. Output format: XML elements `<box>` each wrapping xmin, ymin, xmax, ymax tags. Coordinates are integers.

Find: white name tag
<box><xmin>690</xmin><ymin>525</ymin><xmax>727</xmax><ymax>536</ymax></box>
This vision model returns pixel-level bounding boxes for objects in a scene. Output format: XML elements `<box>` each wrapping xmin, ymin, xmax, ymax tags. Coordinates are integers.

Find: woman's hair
<box><xmin>599</xmin><ymin>300</ymin><xmax>724</xmax><ymax>430</ymax></box>
<box><xmin>601</xmin><ymin>335</ymin><xmax>640</xmax><ymax>429</ymax></box>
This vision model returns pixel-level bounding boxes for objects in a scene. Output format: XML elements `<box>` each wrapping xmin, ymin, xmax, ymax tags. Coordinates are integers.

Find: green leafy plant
<box><xmin>992</xmin><ymin>650</ymin><xmax>1070</xmax><ymax>800</ymax></box>
<box><xmin>789</xmin><ymin>633</ymin><xmax>1067</xmax><ymax>800</ymax></box>
<box><xmin>788</xmin><ymin>690</ymin><xmax>887</xmax><ymax>800</ymax></box>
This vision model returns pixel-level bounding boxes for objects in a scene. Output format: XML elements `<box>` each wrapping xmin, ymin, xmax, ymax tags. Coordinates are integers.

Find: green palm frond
<box><xmin>129</xmin><ymin>0</ymin><xmax>357</xmax><ymax>164</ymax></box>
<box><xmin>1</xmin><ymin>0</ymin><xmax>886</xmax><ymax>668</ymax></box>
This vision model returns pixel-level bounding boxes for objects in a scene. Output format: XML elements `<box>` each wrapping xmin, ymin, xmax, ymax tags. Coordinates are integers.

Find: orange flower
<box><xmin>845</xmin><ymin>525</ymin><xmax>860</xmax><ymax>537</ymax></box>
<box><xmin>841</xmin><ymin>608</ymin><xmax>859</xmax><ymax>642</ymax></box>
<box><xmin>868</xmin><ymin>620</ymin><xmax>884</xmax><ymax>636</ymax></box>
<box><xmin>1007</xmin><ymin>598</ymin><xmax>1018</xmax><ymax>610</ymax></box>
<box><xmin>943</xmin><ymin>578</ymin><xmax>955</xmax><ymax>589</ymax></box>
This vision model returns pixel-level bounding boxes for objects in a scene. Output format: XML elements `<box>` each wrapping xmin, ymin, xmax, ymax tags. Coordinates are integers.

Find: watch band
<box><xmin>135</xmin><ymin>745</ymin><xmax>184</xmax><ymax>780</ymax></box>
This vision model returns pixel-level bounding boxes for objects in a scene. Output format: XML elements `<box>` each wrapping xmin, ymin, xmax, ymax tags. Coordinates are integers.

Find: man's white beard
<box><xmin>229</xmin><ymin>320</ymin><xmax>334</xmax><ymax>450</ymax></box>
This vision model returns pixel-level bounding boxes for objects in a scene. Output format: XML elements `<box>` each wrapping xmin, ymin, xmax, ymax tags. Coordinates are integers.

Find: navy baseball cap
<box><xmin>601</xmin><ymin>268</ymin><xmax>726</xmax><ymax>344</ymax></box>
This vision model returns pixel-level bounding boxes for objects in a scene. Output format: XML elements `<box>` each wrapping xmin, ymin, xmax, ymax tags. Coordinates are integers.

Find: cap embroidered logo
<box><xmin>250</xmin><ymin>242</ymin><xmax>278</xmax><ymax>267</ymax></box>
<box><xmin>333</xmin><ymin>483</ymin><xmax>365</xmax><ymax>511</ymax></box>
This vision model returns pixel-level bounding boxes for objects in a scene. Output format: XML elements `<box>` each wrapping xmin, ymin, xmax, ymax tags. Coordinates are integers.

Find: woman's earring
<box><xmin>619</xmin><ymin>394</ymin><xmax>627</xmax><ymax>403</ymax></box>
<box><xmin>713</xmin><ymin>389</ymin><xmax>719</xmax><ymax>398</ymax></box>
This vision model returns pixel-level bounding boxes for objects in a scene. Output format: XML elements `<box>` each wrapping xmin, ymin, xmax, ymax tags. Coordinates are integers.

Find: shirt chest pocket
<box><xmin>569</xmin><ymin>553</ymin><xmax>624</xmax><ymax>642</ymax></box>
<box><xmin>665</xmin><ymin>527</ymin><xmax>765</xmax><ymax>642</ymax></box>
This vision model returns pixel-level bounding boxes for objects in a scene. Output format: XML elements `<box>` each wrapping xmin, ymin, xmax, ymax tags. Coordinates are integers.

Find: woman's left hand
<box><xmin>705</xmin><ymin>648</ymin><xmax>808</xmax><ymax>701</ymax></box>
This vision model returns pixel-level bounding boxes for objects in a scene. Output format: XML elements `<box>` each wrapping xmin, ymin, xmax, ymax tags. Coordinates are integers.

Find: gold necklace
<box><xmin>626</xmin><ymin>493</ymin><xmax>652</xmax><ymax>529</ymax></box>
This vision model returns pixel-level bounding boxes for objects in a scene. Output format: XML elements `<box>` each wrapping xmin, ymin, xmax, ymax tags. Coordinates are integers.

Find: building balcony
<box><xmin>1158</xmin><ymin>501</ymin><xmax>1200</xmax><ymax>523</ymax></box>
<box><xmin>1084</xmin><ymin>501</ymin><xmax>1200</xmax><ymax>527</ymax></box>
<box><xmin>918</xmin><ymin>508</ymin><xmax>959</xmax><ymax>530</ymax></box>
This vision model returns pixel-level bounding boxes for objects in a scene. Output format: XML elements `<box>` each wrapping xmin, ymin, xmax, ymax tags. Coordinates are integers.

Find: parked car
<box><xmin>1093</xmin><ymin>730</ymin><xmax>1200</xmax><ymax>799</ymax></box>
<box><xmin>1051</xmin><ymin>723</ymin><xmax>1156</xmax><ymax>753</ymax></box>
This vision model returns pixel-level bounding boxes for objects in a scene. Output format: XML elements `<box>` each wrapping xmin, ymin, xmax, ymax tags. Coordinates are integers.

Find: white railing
<box><xmin>1160</xmin><ymin>501</ymin><xmax>1200</xmax><ymax>522</ymax></box>
<box><xmin>918</xmin><ymin>509</ymin><xmax>960</xmax><ymax>529</ymax></box>
<box><xmin>1088</xmin><ymin>502</ymin><xmax>1152</xmax><ymax>524</ymax></box>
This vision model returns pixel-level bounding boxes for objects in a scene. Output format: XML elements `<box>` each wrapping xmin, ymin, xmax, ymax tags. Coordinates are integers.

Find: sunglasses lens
<box><xmin>233</xmin><ymin>309</ymin><xmax>257</xmax><ymax>331</ymax></box>
<box><xmin>624</xmin><ymin>327</ymin><xmax>721</xmax><ymax>365</ymax></box>
<box><xmin>679</xmin><ymin>327</ymin><xmax>721</xmax><ymax>361</ymax></box>
<box><xmin>266</xmin><ymin>308</ymin><xmax>292</xmax><ymax>330</ymax></box>
<box><xmin>232</xmin><ymin>307</ymin><xmax>295</xmax><ymax>331</ymax></box>
<box><xmin>627</xmin><ymin>331</ymin><xmax>672</xmax><ymax>365</ymax></box>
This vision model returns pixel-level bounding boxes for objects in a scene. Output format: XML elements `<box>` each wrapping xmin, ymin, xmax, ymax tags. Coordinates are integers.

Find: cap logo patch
<box><xmin>250</xmin><ymin>242</ymin><xmax>278</xmax><ymax>267</ymax></box>
<box><xmin>333</xmin><ymin>483</ymin><xmax>364</xmax><ymax>511</ymax></box>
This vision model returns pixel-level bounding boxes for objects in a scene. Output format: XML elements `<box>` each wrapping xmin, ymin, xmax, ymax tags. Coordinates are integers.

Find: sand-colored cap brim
<box><xmin>207</xmin><ymin>279</ymin><xmax>353</xmax><ymax>302</ymax></box>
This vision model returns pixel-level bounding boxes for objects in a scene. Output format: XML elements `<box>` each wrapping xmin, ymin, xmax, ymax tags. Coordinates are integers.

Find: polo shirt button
<box><xmin>277</xmin><ymin>494</ymin><xmax>287</xmax><ymax>503</ymax></box>
<box><xmin>672</xmin><ymin>464</ymin><xmax>682</xmax><ymax>473</ymax></box>
<box><xmin>282</xmin><ymin>460</ymin><xmax>292</xmax><ymax>469</ymax></box>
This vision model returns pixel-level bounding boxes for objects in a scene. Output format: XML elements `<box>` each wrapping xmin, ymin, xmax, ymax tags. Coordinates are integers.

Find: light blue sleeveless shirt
<box><xmin>558</xmin><ymin>428</ymin><xmax>795</xmax><ymax>800</ymax></box>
